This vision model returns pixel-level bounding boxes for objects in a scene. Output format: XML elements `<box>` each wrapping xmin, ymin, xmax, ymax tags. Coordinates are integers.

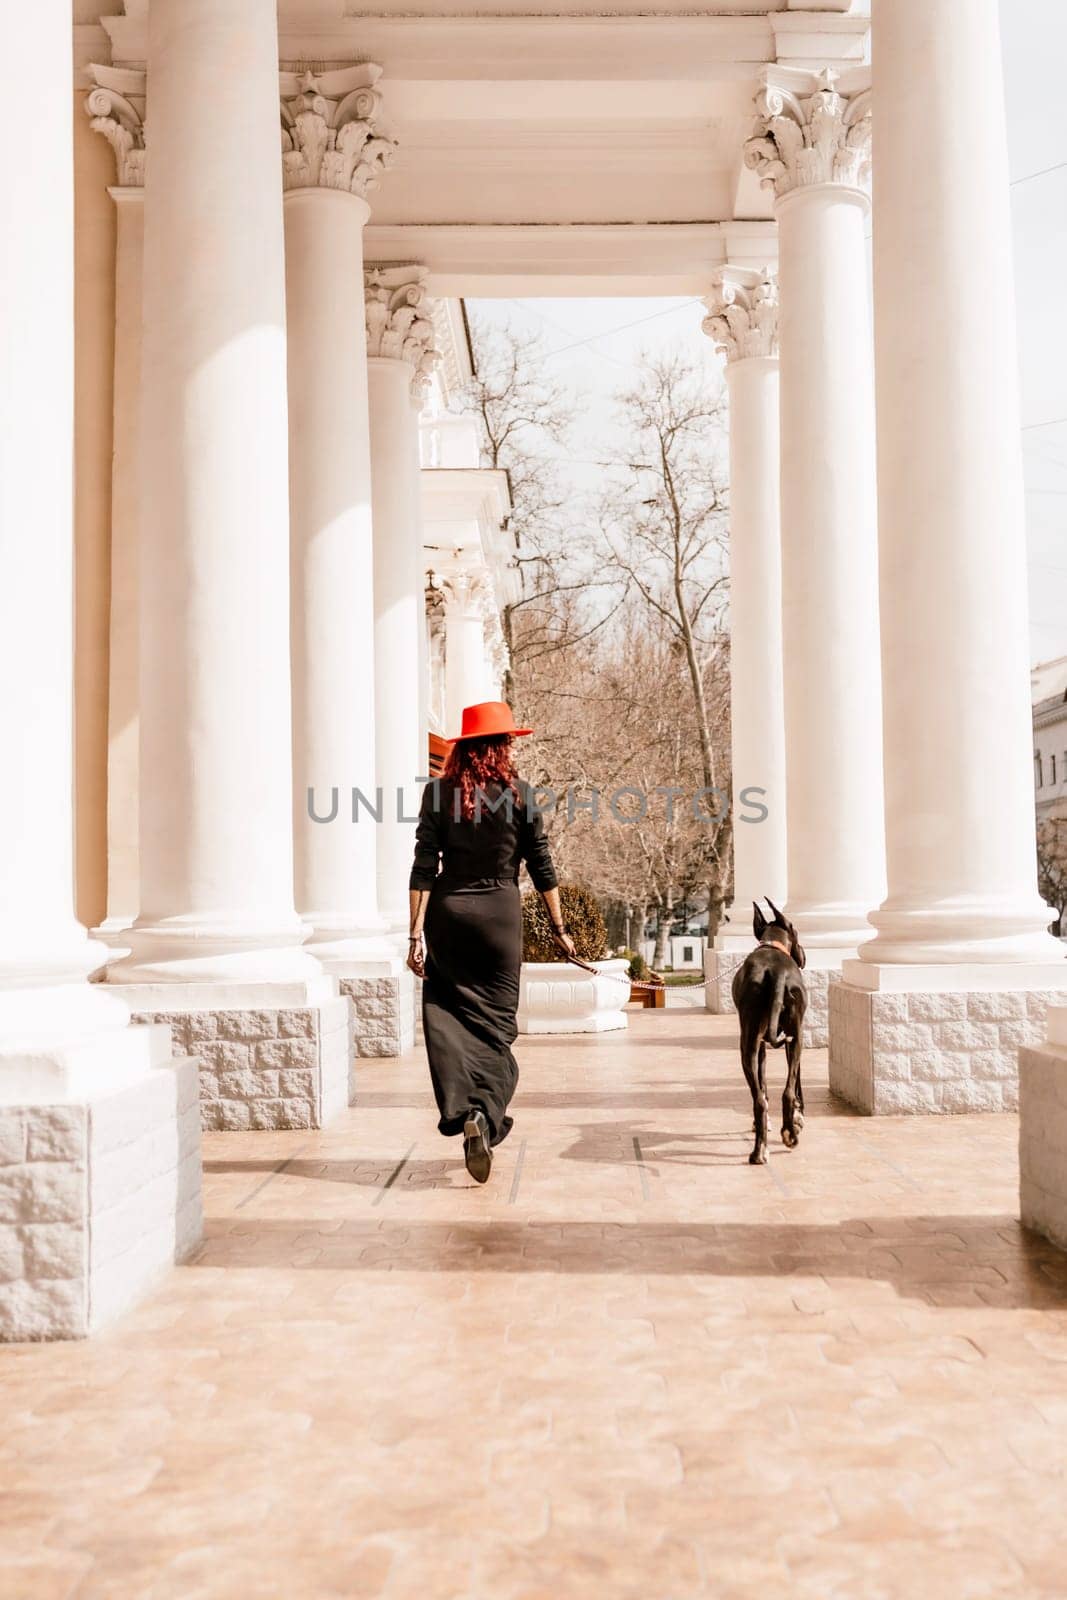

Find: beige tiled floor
<box><xmin>5</xmin><ymin>1008</ymin><xmax>1067</xmax><ymax>1599</ymax></box>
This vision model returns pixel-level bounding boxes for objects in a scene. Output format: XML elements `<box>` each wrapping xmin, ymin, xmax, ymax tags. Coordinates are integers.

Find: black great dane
<box><xmin>731</xmin><ymin>899</ymin><xmax>807</xmax><ymax>1165</ymax></box>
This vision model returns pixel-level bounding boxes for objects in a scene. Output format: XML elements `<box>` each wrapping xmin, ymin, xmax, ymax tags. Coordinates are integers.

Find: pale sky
<box><xmin>471</xmin><ymin>0</ymin><xmax>1067</xmax><ymax>669</ymax></box>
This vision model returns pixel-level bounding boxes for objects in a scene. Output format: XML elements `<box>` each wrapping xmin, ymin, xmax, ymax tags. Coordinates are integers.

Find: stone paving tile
<box><xmin>3</xmin><ymin>1008</ymin><xmax>1067</xmax><ymax>1597</ymax></box>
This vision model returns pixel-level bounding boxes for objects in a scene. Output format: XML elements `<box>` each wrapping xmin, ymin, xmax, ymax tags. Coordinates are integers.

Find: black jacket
<box><xmin>409</xmin><ymin>778</ymin><xmax>558</xmax><ymax>893</ymax></box>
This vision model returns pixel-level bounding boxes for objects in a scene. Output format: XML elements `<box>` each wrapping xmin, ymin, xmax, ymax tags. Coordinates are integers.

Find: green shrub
<box><xmin>522</xmin><ymin>885</ymin><xmax>609</xmax><ymax>964</ymax></box>
<box><xmin>628</xmin><ymin>951</ymin><xmax>649</xmax><ymax>981</ymax></box>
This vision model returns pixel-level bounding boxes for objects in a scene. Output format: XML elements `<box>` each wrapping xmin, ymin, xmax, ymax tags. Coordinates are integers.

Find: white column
<box><xmin>702</xmin><ymin>269</ymin><xmax>787</xmax><ymax>935</ymax></box>
<box><xmin>0</xmin><ymin>0</ymin><xmax>129</xmax><ymax>1034</ymax></box>
<box><xmin>745</xmin><ymin>69</ymin><xmax>885</xmax><ymax>951</ymax></box>
<box><xmin>443</xmin><ymin>575</ymin><xmax>496</xmax><ymax>735</ymax></box>
<box><xmin>103</xmin><ymin>191</ymin><xmax>144</xmax><ymax>935</ymax></box>
<box><xmin>483</xmin><ymin>612</ymin><xmax>510</xmax><ymax>703</ymax></box>
<box><xmin>86</xmin><ymin>72</ymin><xmax>146</xmax><ymax>936</ymax></box>
<box><xmin>111</xmin><ymin>0</ymin><xmax>317</xmax><ymax>983</ymax></box>
<box><xmin>365</xmin><ymin>268</ymin><xmax>438</xmax><ymax>929</ymax></box>
<box><xmin>861</xmin><ymin>0</ymin><xmax>1061</xmax><ymax>967</ymax></box>
<box><xmin>281</xmin><ymin>66</ymin><xmax>397</xmax><ymax>952</ymax></box>
<box><xmin>426</xmin><ymin>591</ymin><xmax>448</xmax><ymax>735</ymax></box>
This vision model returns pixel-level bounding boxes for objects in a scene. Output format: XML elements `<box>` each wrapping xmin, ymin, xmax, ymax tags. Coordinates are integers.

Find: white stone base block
<box><xmin>831</xmin><ymin>974</ymin><xmax>1067</xmax><ymax>1115</ymax></box>
<box><xmin>703</xmin><ymin>947</ymin><xmax>836</xmax><ymax>1049</ymax></box>
<box><xmin>109</xmin><ymin>981</ymin><xmax>352</xmax><ymax>1131</ymax></box>
<box><xmin>338</xmin><ymin>963</ymin><xmax>416</xmax><ymax>1064</ymax></box>
<box><xmin>1020</xmin><ymin>1008</ymin><xmax>1067</xmax><ymax>1249</ymax></box>
<box><xmin>0</xmin><ymin>1047</ymin><xmax>203</xmax><ymax>1342</ymax></box>
<box><xmin>517</xmin><ymin>960</ymin><xmax>630</xmax><ymax>1035</ymax></box>
<box><xmin>704</xmin><ymin>948</ymin><xmax>743</xmax><ymax>1016</ymax></box>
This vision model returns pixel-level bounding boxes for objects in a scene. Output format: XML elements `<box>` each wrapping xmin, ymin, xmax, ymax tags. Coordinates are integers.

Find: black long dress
<box><xmin>409</xmin><ymin>776</ymin><xmax>558</xmax><ymax>1147</ymax></box>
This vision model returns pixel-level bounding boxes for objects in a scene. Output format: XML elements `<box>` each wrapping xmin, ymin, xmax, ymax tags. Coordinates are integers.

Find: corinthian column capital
<box><xmin>702</xmin><ymin>269</ymin><xmax>779</xmax><ymax>363</ymax></box>
<box><xmin>85</xmin><ymin>64</ymin><xmax>146</xmax><ymax>186</ymax></box>
<box><xmin>364</xmin><ymin>265</ymin><xmax>440</xmax><ymax>400</ymax></box>
<box><xmin>441</xmin><ymin>570</ymin><xmax>495</xmax><ymax>617</ymax></box>
<box><xmin>744</xmin><ymin>66</ymin><xmax>871</xmax><ymax>201</ymax></box>
<box><xmin>280</xmin><ymin>63</ymin><xmax>397</xmax><ymax>198</ymax></box>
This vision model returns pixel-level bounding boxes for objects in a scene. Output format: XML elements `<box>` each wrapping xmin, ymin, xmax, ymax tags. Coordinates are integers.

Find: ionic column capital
<box><xmin>744</xmin><ymin>66</ymin><xmax>871</xmax><ymax>203</ymax></box>
<box><xmin>85</xmin><ymin>64</ymin><xmax>145</xmax><ymax>187</ymax></box>
<box><xmin>702</xmin><ymin>268</ymin><xmax>779</xmax><ymax>363</ymax></box>
<box><xmin>280</xmin><ymin>63</ymin><xmax>397</xmax><ymax>199</ymax></box>
<box><xmin>364</xmin><ymin>265</ymin><xmax>440</xmax><ymax>402</ymax></box>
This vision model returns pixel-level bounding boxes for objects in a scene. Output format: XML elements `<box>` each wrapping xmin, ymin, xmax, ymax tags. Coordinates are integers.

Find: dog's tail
<box><xmin>767</xmin><ymin>970</ymin><xmax>791</xmax><ymax>1048</ymax></box>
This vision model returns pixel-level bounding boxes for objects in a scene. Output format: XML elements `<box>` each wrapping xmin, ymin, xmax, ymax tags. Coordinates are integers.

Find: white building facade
<box><xmin>2</xmin><ymin>0</ymin><xmax>1065</xmax><ymax>1338</ymax></box>
<box><xmin>1033</xmin><ymin>658</ymin><xmax>1067</xmax><ymax>821</ymax></box>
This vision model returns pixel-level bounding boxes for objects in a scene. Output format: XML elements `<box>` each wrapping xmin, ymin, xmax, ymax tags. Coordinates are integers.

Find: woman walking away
<box><xmin>407</xmin><ymin>702</ymin><xmax>573</xmax><ymax>1184</ymax></box>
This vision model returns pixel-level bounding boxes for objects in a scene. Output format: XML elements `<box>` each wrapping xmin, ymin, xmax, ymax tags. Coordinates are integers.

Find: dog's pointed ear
<box><xmin>753</xmin><ymin>901</ymin><xmax>767</xmax><ymax>940</ymax></box>
<box><xmin>766</xmin><ymin>897</ymin><xmax>787</xmax><ymax>928</ymax></box>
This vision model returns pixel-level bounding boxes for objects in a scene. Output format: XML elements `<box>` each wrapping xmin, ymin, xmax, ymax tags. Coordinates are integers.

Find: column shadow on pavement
<box><xmin>191</xmin><ymin>1212</ymin><xmax>1067</xmax><ymax>1310</ymax></box>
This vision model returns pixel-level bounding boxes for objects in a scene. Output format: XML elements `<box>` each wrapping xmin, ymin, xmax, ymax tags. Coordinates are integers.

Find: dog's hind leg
<box><xmin>794</xmin><ymin>1001</ymin><xmax>807</xmax><ymax>1117</ymax></box>
<box><xmin>743</xmin><ymin>1038</ymin><xmax>769</xmax><ymax>1165</ymax></box>
<box><xmin>782</xmin><ymin>1033</ymin><xmax>804</xmax><ymax>1148</ymax></box>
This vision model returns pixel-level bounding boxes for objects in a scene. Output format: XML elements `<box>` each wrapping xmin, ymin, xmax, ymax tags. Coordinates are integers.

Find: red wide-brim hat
<box><xmin>450</xmin><ymin>701</ymin><xmax>533</xmax><ymax>743</ymax></box>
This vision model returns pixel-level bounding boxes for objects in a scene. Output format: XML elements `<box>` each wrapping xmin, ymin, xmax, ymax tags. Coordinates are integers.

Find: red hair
<box><xmin>443</xmin><ymin>734</ymin><xmax>521</xmax><ymax>823</ymax></box>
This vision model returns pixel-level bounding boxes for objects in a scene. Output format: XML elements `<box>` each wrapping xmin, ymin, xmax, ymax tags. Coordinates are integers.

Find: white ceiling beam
<box><xmin>364</xmin><ymin>220</ymin><xmax>777</xmax><ymax>297</ymax></box>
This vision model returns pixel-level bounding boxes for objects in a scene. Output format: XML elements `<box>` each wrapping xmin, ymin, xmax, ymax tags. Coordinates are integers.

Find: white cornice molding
<box><xmin>346</xmin><ymin>2</ymin><xmax>829</xmax><ymax>13</ymax></box>
<box><xmin>364</xmin><ymin>265</ymin><xmax>440</xmax><ymax>399</ymax></box>
<box><xmin>1034</xmin><ymin>699</ymin><xmax>1067</xmax><ymax>732</ymax></box>
<box><xmin>280</xmin><ymin>64</ymin><xmax>397</xmax><ymax>197</ymax></box>
<box><xmin>85</xmin><ymin>63</ymin><xmax>145</xmax><ymax>187</ymax></box>
<box><xmin>744</xmin><ymin>64</ymin><xmax>871</xmax><ymax>202</ymax></box>
<box><xmin>101</xmin><ymin>13</ymin><xmax>773</xmax><ymax>76</ymax></box>
<box><xmin>74</xmin><ymin>24</ymin><xmax>113</xmax><ymax>80</ymax></box>
<box><xmin>421</xmin><ymin>469</ymin><xmax>512</xmax><ymax>533</ymax></box>
<box><xmin>432</xmin><ymin>299</ymin><xmax>474</xmax><ymax>401</ymax></box>
<box><xmin>770</xmin><ymin>12</ymin><xmax>870</xmax><ymax>69</ymax></box>
<box><xmin>97</xmin><ymin>7</ymin><xmax>869</xmax><ymax>76</ymax></box>
<box><xmin>702</xmin><ymin>267</ymin><xmax>778</xmax><ymax>364</ymax></box>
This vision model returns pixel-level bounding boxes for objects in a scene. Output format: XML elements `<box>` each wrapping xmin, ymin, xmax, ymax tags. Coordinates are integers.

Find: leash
<box><xmin>411</xmin><ymin>934</ymin><xmax>666</xmax><ymax>991</ymax></box>
<box><xmin>557</xmin><ymin>948</ymin><xmax>666</xmax><ymax>993</ymax></box>
<box><xmin>560</xmin><ymin>934</ymin><xmax>795</xmax><ymax>992</ymax></box>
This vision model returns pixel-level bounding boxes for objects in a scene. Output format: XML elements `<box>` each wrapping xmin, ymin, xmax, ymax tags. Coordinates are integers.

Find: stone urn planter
<box><xmin>516</xmin><ymin>958</ymin><xmax>631</xmax><ymax>1034</ymax></box>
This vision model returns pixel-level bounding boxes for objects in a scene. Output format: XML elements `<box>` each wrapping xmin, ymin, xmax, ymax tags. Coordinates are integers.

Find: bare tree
<box><xmin>597</xmin><ymin>349</ymin><xmax>734</xmax><ymax>935</ymax></box>
<box><xmin>466</xmin><ymin>330</ymin><xmax>734</xmax><ymax>949</ymax></box>
<box><xmin>1038</xmin><ymin>804</ymin><xmax>1067</xmax><ymax>936</ymax></box>
<box><xmin>465</xmin><ymin>317</ymin><xmax>624</xmax><ymax>702</ymax></box>
<box><xmin>519</xmin><ymin>610</ymin><xmax>729</xmax><ymax>962</ymax></box>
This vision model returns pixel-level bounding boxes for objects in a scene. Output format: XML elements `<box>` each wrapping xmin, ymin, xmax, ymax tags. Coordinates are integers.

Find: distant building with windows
<box><xmin>1033</xmin><ymin>656</ymin><xmax>1067</xmax><ymax>820</ymax></box>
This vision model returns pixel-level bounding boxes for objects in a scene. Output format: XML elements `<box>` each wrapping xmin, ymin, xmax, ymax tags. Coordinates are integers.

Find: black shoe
<box><xmin>463</xmin><ymin>1110</ymin><xmax>493</xmax><ymax>1185</ymax></box>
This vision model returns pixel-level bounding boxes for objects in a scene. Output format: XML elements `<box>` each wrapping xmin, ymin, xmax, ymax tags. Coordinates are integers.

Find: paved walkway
<box><xmin>4</xmin><ymin>1008</ymin><xmax>1067</xmax><ymax>1599</ymax></box>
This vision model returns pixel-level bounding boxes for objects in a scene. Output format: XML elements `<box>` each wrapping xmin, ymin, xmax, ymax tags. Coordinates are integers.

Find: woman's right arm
<box><xmin>407</xmin><ymin>888</ymin><xmax>430</xmax><ymax>977</ymax></box>
<box><xmin>540</xmin><ymin>885</ymin><xmax>576</xmax><ymax>958</ymax></box>
<box><xmin>519</xmin><ymin>788</ymin><xmax>576</xmax><ymax>957</ymax></box>
<box><xmin>407</xmin><ymin>782</ymin><xmax>443</xmax><ymax>976</ymax></box>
